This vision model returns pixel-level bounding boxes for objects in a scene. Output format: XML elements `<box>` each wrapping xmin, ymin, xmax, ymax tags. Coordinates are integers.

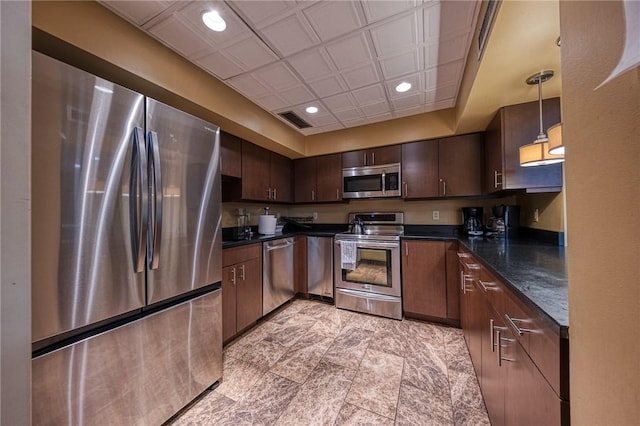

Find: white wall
<box><xmin>0</xmin><ymin>1</ymin><xmax>32</xmax><ymax>424</ymax></box>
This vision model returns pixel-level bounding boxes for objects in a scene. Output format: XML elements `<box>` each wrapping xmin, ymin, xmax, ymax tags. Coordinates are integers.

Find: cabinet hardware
<box><xmin>231</xmin><ymin>267</ymin><xmax>236</xmax><ymax>285</ymax></box>
<box><xmin>496</xmin><ymin>329</ymin><xmax>515</xmax><ymax>366</ymax></box>
<box><xmin>457</xmin><ymin>252</ymin><xmax>471</xmax><ymax>258</ymax></box>
<box><xmin>239</xmin><ymin>264</ymin><xmax>245</xmax><ymax>281</ymax></box>
<box><xmin>311</xmin><ymin>189</ymin><xmax>315</xmax><ymax>201</ymax></box>
<box><xmin>371</xmin><ymin>152</ymin><xmax>375</xmax><ymax>165</ymax></box>
<box><xmin>439</xmin><ymin>178</ymin><xmax>446</xmax><ymax>196</ymax></box>
<box><xmin>336</xmin><ymin>188</ymin><xmax>340</xmax><ymax>200</ymax></box>
<box><xmin>405</xmin><ymin>242</ymin><xmax>409</xmax><ymax>257</ymax></box>
<box><xmin>363</xmin><ymin>153</ymin><xmax>367</xmax><ymax>166</ymax></box>
<box><xmin>267</xmin><ymin>187</ymin><xmax>272</xmax><ymax>200</ymax></box>
<box><xmin>504</xmin><ymin>314</ymin><xmax>533</xmax><ymax>335</ymax></box>
<box><xmin>403</xmin><ymin>181</ymin><xmax>408</xmax><ymax>197</ymax></box>
<box><xmin>494</xmin><ymin>170</ymin><xmax>502</xmax><ymax>188</ymax></box>
<box><xmin>491</xmin><ymin>320</ymin><xmax>507</xmax><ymax>353</ymax></box>
<box><xmin>479</xmin><ymin>280</ymin><xmax>497</xmax><ymax>292</ymax></box>
<box><xmin>273</xmin><ymin>188</ymin><xmax>277</xmax><ymax>200</ymax></box>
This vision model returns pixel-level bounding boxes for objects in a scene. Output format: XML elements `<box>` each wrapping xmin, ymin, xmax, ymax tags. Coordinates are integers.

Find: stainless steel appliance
<box><xmin>462</xmin><ymin>207</ymin><xmax>484</xmax><ymax>236</ymax></box>
<box><xmin>342</xmin><ymin>163</ymin><xmax>401</xmax><ymax>198</ymax></box>
<box><xmin>31</xmin><ymin>52</ymin><xmax>222</xmax><ymax>425</ymax></box>
<box><xmin>334</xmin><ymin>212</ymin><xmax>404</xmax><ymax>320</ymax></box>
<box><xmin>263</xmin><ymin>237</ymin><xmax>295</xmax><ymax>315</ymax></box>
<box><xmin>307</xmin><ymin>236</ymin><xmax>334</xmax><ymax>300</ymax></box>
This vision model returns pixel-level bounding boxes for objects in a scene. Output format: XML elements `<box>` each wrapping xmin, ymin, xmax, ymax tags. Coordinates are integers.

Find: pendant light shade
<box><xmin>519</xmin><ymin>70</ymin><xmax>565</xmax><ymax>167</ymax></box>
<box><xmin>547</xmin><ymin>122</ymin><xmax>564</xmax><ymax>155</ymax></box>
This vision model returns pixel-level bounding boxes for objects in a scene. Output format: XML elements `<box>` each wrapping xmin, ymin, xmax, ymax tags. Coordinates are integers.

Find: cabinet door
<box><xmin>480</xmin><ymin>300</ymin><xmax>506</xmax><ymax>426</ymax></box>
<box><xmin>401</xmin><ymin>140</ymin><xmax>438</xmax><ymax>198</ymax></box>
<box><xmin>294</xmin><ymin>235</ymin><xmax>307</xmax><ymax>294</ymax></box>
<box><xmin>316</xmin><ymin>154</ymin><xmax>342</xmax><ymax>202</ymax></box>
<box><xmin>445</xmin><ymin>241</ymin><xmax>460</xmax><ymax>321</ymax></box>
<box><xmin>236</xmin><ymin>257</ymin><xmax>262</xmax><ymax>332</ymax></box>
<box><xmin>241</xmin><ymin>141</ymin><xmax>270</xmax><ymax>201</ymax></box>
<box><xmin>502</xmin><ymin>97</ymin><xmax>562</xmax><ymax>191</ymax></box>
<box><xmin>503</xmin><ymin>326</ymin><xmax>562</xmax><ymax>426</ymax></box>
<box><xmin>342</xmin><ymin>150</ymin><xmax>366</xmax><ymax>168</ymax></box>
<box><xmin>220</xmin><ymin>132</ymin><xmax>242</xmax><ymax>178</ymax></box>
<box><xmin>270</xmin><ymin>152</ymin><xmax>293</xmax><ymax>202</ymax></box>
<box><xmin>438</xmin><ymin>134</ymin><xmax>483</xmax><ymax>197</ymax></box>
<box><xmin>369</xmin><ymin>145</ymin><xmax>401</xmax><ymax>165</ymax></box>
<box><xmin>484</xmin><ymin>112</ymin><xmax>504</xmax><ymax>193</ymax></box>
<box><xmin>402</xmin><ymin>240</ymin><xmax>447</xmax><ymax>318</ymax></box>
<box><xmin>222</xmin><ymin>265</ymin><xmax>237</xmax><ymax>342</ymax></box>
<box><xmin>294</xmin><ymin>157</ymin><xmax>317</xmax><ymax>203</ymax></box>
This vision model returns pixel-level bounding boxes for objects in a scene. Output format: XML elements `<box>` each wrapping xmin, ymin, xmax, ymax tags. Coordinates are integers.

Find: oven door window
<box><xmin>342</xmin><ymin>247</ymin><xmax>392</xmax><ymax>287</ymax></box>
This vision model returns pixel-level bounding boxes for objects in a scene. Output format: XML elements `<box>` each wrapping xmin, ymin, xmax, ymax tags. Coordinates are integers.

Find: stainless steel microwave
<box><xmin>342</xmin><ymin>163</ymin><xmax>401</xmax><ymax>199</ymax></box>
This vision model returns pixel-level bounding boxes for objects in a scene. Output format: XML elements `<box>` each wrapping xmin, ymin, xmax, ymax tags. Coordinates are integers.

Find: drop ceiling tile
<box><xmin>100</xmin><ymin>0</ymin><xmax>172</xmax><ymax>26</ymax></box>
<box><xmin>148</xmin><ymin>14</ymin><xmax>212</xmax><ymax>57</ymax></box>
<box><xmin>424</xmin><ymin>34</ymin><xmax>468</xmax><ymax>68</ymax></box>
<box><xmin>322</xmin><ymin>92</ymin><xmax>358</xmax><ymax>111</ymax></box>
<box><xmin>425</xmin><ymin>60</ymin><xmax>463</xmax><ymax>90</ymax></box>
<box><xmin>394</xmin><ymin>105</ymin><xmax>425</xmax><ymax>118</ymax></box>
<box><xmin>331</xmin><ymin>107</ymin><xmax>364</xmax><ymax>121</ymax></box>
<box><xmin>361</xmin><ymin>100</ymin><xmax>391</xmax><ymax>117</ymax></box>
<box><xmin>342</xmin><ymin>63</ymin><xmax>380</xmax><ymax>90</ymax></box>
<box><xmin>260</xmin><ymin>12</ymin><xmax>319</xmax><ymax>56</ymax></box>
<box><xmin>378</xmin><ymin>49</ymin><xmax>422</xmax><ymax>80</ymax></box>
<box><xmin>287</xmin><ymin>48</ymin><xmax>335</xmax><ymax>81</ymax></box>
<box><xmin>301</xmin><ymin>123</ymin><xmax>345</xmax><ymax>135</ymax></box>
<box><xmin>230</xmin><ymin>0</ymin><xmax>296</xmax><ymax>28</ymax></box>
<box><xmin>279</xmin><ymin>85</ymin><xmax>316</xmax><ymax>105</ymax></box>
<box><xmin>306</xmin><ymin>112</ymin><xmax>340</xmax><ymax>127</ymax></box>
<box><xmin>433</xmin><ymin>83</ymin><xmax>457</xmax><ymax>101</ymax></box>
<box><xmin>360</xmin><ymin>0</ymin><xmax>418</xmax><ymax>24</ymax></box>
<box><xmin>226</xmin><ymin>73</ymin><xmax>270</xmax><ymax>97</ymax></box>
<box><xmin>176</xmin><ymin>1</ymin><xmax>250</xmax><ymax>45</ymax></box>
<box><xmin>325</xmin><ymin>32</ymin><xmax>375</xmax><ymax>70</ymax></box>
<box><xmin>253</xmin><ymin>62</ymin><xmax>301</xmax><ymax>91</ymax></box>
<box><xmin>352</xmin><ymin>84</ymin><xmax>387</xmax><ymax>106</ymax></box>
<box><xmin>423</xmin><ymin>1</ymin><xmax>443</xmax><ymax>40</ymax></box>
<box><xmin>307</xmin><ymin>75</ymin><xmax>348</xmax><ymax>98</ymax></box>
<box><xmin>391</xmin><ymin>92</ymin><xmax>424</xmax><ymax>110</ymax></box>
<box><xmin>365</xmin><ymin>111</ymin><xmax>394</xmax><ymax>123</ymax></box>
<box><xmin>369</xmin><ymin>11</ymin><xmax>422</xmax><ymax>57</ymax></box>
<box><xmin>254</xmin><ymin>93</ymin><xmax>288</xmax><ymax>111</ymax></box>
<box><xmin>341</xmin><ymin>117</ymin><xmax>370</xmax><ymax>128</ymax></box>
<box><xmin>439</xmin><ymin>0</ymin><xmax>477</xmax><ymax>38</ymax></box>
<box><xmin>195</xmin><ymin>51</ymin><xmax>245</xmax><ymax>79</ymax></box>
<box><xmin>303</xmin><ymin>1</ymin><xmax>364</xmax><ymax>42</ymax></box>
<box><xmin>424</xmin><ymin>99</ymin><xmax>455</xmax><ymax>113</ymax></box>
<box><xmin>222</xmin><ymin>35</ymin><xmax>279</xmax><ymax>71</ymax></box>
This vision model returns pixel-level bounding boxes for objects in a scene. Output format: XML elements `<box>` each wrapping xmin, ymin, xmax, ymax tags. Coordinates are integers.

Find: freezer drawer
<box><xmin>32</xmin><ymin>289</ymin><xmax>222</xmax><ymax>426</ymax></box>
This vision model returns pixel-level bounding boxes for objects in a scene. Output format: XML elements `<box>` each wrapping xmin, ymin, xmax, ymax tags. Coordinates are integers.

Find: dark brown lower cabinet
<box><xmin>222</xmin><ymin>244</ymin><xmax>262</xmax><ymax>343</ymax></box>
<box><xmin>459</xmin><ymin>248</ymin><xmax>568</xmax><ymax>426</ymax></box>
<box><xmin>402</xmin><ymin>240</ymin><xmax>459</xmax><ymax>324</ymax></box>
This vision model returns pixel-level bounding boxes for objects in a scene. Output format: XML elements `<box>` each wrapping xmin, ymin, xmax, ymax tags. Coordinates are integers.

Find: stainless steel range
<box><xmin>334</xmin><ymin>212</ymin><xmax>404</xmax><ymax>320</ymax></box>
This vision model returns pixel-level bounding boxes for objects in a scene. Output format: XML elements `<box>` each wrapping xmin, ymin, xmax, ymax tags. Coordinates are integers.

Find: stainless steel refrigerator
<box><xmin>31</xmin><ymin>51</ymin><xmax>223</xmax><ymax>425</ymax></box>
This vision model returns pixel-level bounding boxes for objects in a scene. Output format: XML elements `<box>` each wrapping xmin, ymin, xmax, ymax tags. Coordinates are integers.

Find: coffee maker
<box><xmin>462</xmin><ymin>207</ymin><xmax>484</xmax><ymax>236</ymax></box>
<box><xmin>486</xmin><ymin>205</ymin><xmax>520</xmax><ymax>238</ymax></box>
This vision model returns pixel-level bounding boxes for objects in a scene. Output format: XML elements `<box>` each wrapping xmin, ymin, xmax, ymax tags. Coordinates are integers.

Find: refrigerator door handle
<box><xmin>129</xmin><ymin>127</ymin><xmax>148</xmax><ymax>273</ymax></box>
<box><xmin>147</xmin><ymin>131</ymin><xmax>163</xmax><ymax>270</ymax></box>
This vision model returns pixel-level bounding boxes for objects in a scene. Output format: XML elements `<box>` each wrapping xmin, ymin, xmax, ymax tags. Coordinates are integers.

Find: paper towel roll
<box><xmin>258</xmin><ymin>215</ymin><xmax>277</xmax><ymax>235</ymax></box>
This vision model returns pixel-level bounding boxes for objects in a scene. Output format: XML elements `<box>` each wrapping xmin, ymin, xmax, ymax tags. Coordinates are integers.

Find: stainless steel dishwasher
<box><xmin>307</xmin><ymin>236</ymin><xmax>334</xmax><ymax>300</ymax></box>
<box><xmin>263</xmin><ymin>237</ymin><xmax>295</xmax><ymax>315</ymax></box>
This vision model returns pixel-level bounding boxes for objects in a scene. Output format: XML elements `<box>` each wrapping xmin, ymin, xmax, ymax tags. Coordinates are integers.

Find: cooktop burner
<box><xmin>336</xmin><ymin>212</ymin><xmax>404</xmax><ymax>241</ymax></box>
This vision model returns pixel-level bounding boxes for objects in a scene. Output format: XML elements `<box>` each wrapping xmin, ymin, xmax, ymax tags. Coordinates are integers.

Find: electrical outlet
<box><xmin>312</xmin><ymin>212</ymin><xmax>318</xmax><ymax>220</ymax></box>
<box><xmin>534</xmin><ymin>208</ymin><xmax>539</xmax><ymax>222</ymax></box>
<box><xmin>433</xmin><ymin>210</ymin><xmax>440</xmax><ymax>220</ymax></box>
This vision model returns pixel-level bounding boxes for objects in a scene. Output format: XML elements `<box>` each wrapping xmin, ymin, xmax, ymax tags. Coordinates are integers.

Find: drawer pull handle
<box><xmin>496</xmin><ymin>329</ymin><xmax>515</xmax><ymax>366</ymax></box>
<box><xmin>457</xmin><ymin>252</ymin><xmax>471</xmax><ymax>258</ymax></box>
<box><xmin>504</xmin><ymin>314</ymin><xmax>533</xmax><ymax>336</ymax></box>
<box><xmin>478</xmin><ymin>280</ymin><xmax>497</xmax><ymax>292</ymax></box>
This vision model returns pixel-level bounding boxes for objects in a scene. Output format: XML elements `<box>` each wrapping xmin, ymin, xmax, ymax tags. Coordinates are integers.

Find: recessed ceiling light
<box><xmin>395</xmin><ymin>82</ymin><xmax>412</xmax><ymax>93</ymax></box>
<box><xmin>202</xmin><ymin>11</ymin><xmax>226</xmax><ymax>32</ymax></box>
<box><xmin>306</xmin><ymin>106</ymin><xmax>319</xmax><ymax>114</ymax></box>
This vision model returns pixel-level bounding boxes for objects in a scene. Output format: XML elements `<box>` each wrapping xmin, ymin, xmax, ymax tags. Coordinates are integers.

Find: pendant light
<box><xmin>519</xmin><ymin>70</ymin><xmax>565</xmax><ymax>167</ymax></box>
<box><xmin>547</xmin><ymin>122</ymin><xmax>564</xmax><ymax>154</ymax></box>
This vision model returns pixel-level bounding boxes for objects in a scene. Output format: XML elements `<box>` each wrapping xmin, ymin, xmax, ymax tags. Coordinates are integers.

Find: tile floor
<box><xmin>171</xmin><ymin>299</ymin><xmax>490</xmax><ymax>426</ymax></box>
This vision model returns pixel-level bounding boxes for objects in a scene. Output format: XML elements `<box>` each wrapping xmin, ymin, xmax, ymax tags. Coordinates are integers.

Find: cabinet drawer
<box><xmin>223</xmin><ymin>243</ymin><xmax>261</xmax><ymax>267</ymax></box>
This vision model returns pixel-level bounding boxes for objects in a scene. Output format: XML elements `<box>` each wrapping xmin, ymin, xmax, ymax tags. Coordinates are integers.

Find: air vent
<box><xmin>478</xmin><ymin>0</ymin><xmax>499</xmax><ymax>58</ymax></box>
<box><xmin>278</xmin><ymin>111</ymin><xmax>311</xmax><ymax>129</ymax></box>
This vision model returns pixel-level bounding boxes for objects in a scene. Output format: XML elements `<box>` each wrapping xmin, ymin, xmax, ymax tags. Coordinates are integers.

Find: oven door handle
<box><xmin>334</xmin><ymin>240</ymin><xmax>399</xmax><ymax>249</ymax></box>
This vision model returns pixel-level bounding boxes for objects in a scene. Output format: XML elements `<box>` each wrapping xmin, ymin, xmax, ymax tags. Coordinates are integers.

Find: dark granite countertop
<box><xmin>403</xmin><ymin>232</ymin><xmax>568</xmax><ymax>334</ymax></box>
<box><xmin>222</xmin><ymin>224</ymin><xmax>568</xmax><ymax>335</ymax></box>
